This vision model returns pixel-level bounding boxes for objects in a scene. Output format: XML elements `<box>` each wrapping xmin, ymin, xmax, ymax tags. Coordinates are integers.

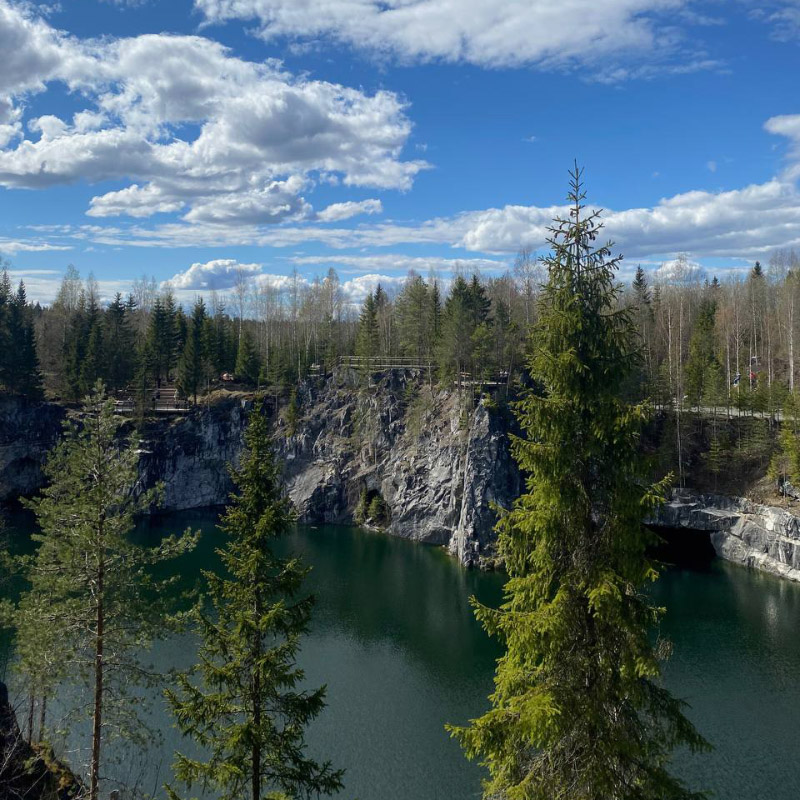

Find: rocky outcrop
<box><xmin>279</xmin><ymin>370</ymin><xmax>520</xmax><ymax>566</ymax></box>
<box><xmin>650</xmin><ymin>489</ymin><xmax>800</xmax><ymax>582</ymax></box>
<box><xmin>135</xmin><ymin>398</ymin><xmax>249</xmax><ymax>511</ymax></box>
<box><xmin>0</xmin><ymin>395</ymin><xmax>65</xmax><ymax>502</ymax></box>
<box><xmin>0</xmin><ymin>393</ymin><xmax>248</xmax><ymax>512</ymax></box>
<box><xmin>0</xmin><ymin>681</ymin><xmax>82</xmax><ymax>799</ymax></box>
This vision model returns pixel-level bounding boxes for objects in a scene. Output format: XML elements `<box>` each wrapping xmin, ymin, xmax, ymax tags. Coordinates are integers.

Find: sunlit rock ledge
<box><xmin>649</xmin><ymin>489</ymin><xmax>800</xmax><ymax>582</ymax></box>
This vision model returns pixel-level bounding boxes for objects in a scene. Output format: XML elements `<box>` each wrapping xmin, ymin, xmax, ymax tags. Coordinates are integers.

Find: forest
<box><xmin>3</xmin><ymin>250</ymin><xmax>800</xmax><ymax>409</ymax></box>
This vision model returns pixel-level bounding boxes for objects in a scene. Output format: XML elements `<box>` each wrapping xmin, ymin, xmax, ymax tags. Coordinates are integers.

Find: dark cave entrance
<box><xmin>647</xmin><ymin>526</ymin><xmax>717</xmax><ymax>570</ymax></box>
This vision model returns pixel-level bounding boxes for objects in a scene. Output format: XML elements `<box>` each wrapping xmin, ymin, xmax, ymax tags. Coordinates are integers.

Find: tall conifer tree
<box><xmin>19</xmin><ymin>383</ymin><xmax>198</xmax><ymax>800</ymax></box>
<box><xmin>178</xmin><ymin>298</ymin><xmax>209</xmax><ymax>403</ymax></box>
<box><xmin>451</xmin><ymin>168</ymin><xmax>708</xmax><ymax>800</ymax></box>
<box><xmin>166</xmin><ymin>402</ymin><xmax>343</xmax><ymax>800</ymax></box>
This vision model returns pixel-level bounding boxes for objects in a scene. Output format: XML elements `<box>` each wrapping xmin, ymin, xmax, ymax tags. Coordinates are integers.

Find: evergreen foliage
<box><xmin>355</xmin><ymin>290</ymin><xmax>380</xmax><ymax>372</ymax></box>
<box><xmin>450</xmin><ymin>168</ymin><xmax>709</xmax><ymax>800</ymax></box>
<box><xmin>0</xmin><ymin>270</ymin><xmax>43</xmax><ymax>397</ymax></box>
<box><xmin>166</xmin><ymin>402</ymin><xmax>343</xmax><ymax>800</ymax></box>
<box><xmin>17</xmin><ymin>383</ymin><xmax>198</xmax><ymax>800</ymax></box>
<box><xmin>685</xmin><ymin>298</ymin><xmax>720</xmax><ymax>407</ymax></box>
<box><xmin>235</xmin><ymin>328</ymin><xmax>262</xmax><ymax>385</ymax></box>
<box><xmin>178</xmin><ymin>298</ymin><xmax>210</xmax><ymax>403</ymax></box>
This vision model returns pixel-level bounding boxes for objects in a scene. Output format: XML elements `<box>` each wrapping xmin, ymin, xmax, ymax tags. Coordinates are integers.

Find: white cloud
<box><xmin>5</xmin><ymin>268</ymin><xmax>130</xmax><ymax>305</ymax></box>
<box><xmin>164</xmin><ymin>258</ymin><xmax>262</xmax><ymax>290</ymax></box>
<box><xmin>0</xmin><ymin>238</ymin><xmax>72</xmax><ymax>255</ymax></box>
<box><xmin>316</xmin><ymin>198</ymin><xmax>382</xmax><ymax>222</ymax></box>
<box><xmin>707</xmin><ymin>160</ymin><xmax>717</xmax><ymax>172</ymax></box>
<box><xmin>340</xmin><ymin>273</ymin><xmax>406</xmax><ymax>303</ymax></box>
<box><xmin>748</xmin><ymin>1</ymin><xmax>800</xmax><ymax>42</ymax></box>
<box><xmin>0</xmin><ymin>2</ymin><xmax>424</xmax><ymax>224</ymax></box>
<box><xmin>195</xmin><ymin>0</ymin><xmax>713</xmax><ymax>76</ymax></box>
<box><xmin>289</xmin><ymin>253</ymin><xmax>507</xmax><ymax>274</ymax></box>
<box><xmin>655</xmin><ymin>256</ymin><xmax>706</xmax><ymax>283</ymax></box>
<box><xmin>76</xmin><ymin>170</ymin><xmax>800</xmax><ymax>262</ymax></box>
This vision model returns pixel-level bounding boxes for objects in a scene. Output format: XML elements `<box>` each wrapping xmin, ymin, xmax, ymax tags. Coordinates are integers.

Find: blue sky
<box><xmin>1</xmin><ymin>0</ymin><xmax>799</xmax><ymax>304</ymax></box>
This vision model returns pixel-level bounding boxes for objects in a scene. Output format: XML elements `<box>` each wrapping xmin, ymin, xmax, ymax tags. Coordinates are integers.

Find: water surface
<box><xmin>4</xmin><ymin>509</ymin><xmax>800</xmax><ymax>800</ymax></box>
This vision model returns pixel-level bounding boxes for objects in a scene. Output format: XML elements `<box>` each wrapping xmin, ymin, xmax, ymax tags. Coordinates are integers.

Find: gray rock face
<box><xmin>0</xmin><ymin>394</ymin><xmax>248</xmax><ymax>512</ymax></box>
<box><xmin>135</xmin><ymin>399</ymin><xmax>249</xmax><ymax>511</ymax></box>
<box><xmin>0</xmin><ymin>395</ymin><xmax>65</xmax><ymax>502</ymax></box>
<box><xmin>650</xmin><ymin>488</ymin><xmax>800</xmax><ymax>582</ymax></box>
<box><xmin>1</xmin><ymin>379</ymin><xmax>518</xmax><ymax>566</ymax></box>
<box><xmin>279</xmin><ymin>370</ymin><xmax>520</xmax><ymax>566</ymax></box>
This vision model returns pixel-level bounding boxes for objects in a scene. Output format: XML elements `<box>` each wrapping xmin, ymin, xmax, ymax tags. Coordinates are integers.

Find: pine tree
<box><xmin>19</xmin><ymin>383</ymin><xmax>198</xmax><ymax>800</ymax></box>
<box><xmin>165</xmin><ymin>402</ymin><xmax>344</xmax><ymax>800</ymax></box>
<box><xmin>450</xmin><ymin>168</ymin><xmax>708</xmax><ymax>800</ymax></box>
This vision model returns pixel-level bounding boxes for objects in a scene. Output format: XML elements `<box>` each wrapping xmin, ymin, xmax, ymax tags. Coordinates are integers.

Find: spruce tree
<box><xmin>166</xmin><ymin>402</ymin><xmax>344</xmax><ymax>800</ymax></box>
<box><xmin>684</xmin><ymin>298</ymin><xmax>719</xmax><ymax>408</ymax></box>
<box><xmin>105</xmin><ymin>293</ymin><xmax>136</xmax><ymax>391</ymax></box>
<box><xmin>0</xmin><ymin>268</ymin><xmax>11</xmax><ymax>389</ymax></box>
<box><xmin>450</xmin><ymin>168</ymin><xmax>708</xmax><ymax>800</ymax></box>
<box><xmin>178</xmin><ymin>298</ymin><xmax>209</xmax><ymax>403</ymax></box>
<box><xmin>396</xmin><ymin>275</ymin><xmax>432</xmax><ymax>363</ymax></box>
<box><xmin>235</xmin><ymin>328</ymin><xmax>261</xmax><ymax>385</ymax></box>
<box><xmin>19</xmin><ymin>383</ymin><xmax>198</xmax><ymax>800</ymax></box>
<box><xmin>438</xmin><ymin>275</ymin><xmax>474</xmax><ymax>383</ymax></box>
<box><xmin>4</xmin><ymin>279</ymin><xmax>43</xmax><ymax>397</ymax></box>
<box><xmin>356</xmin><ymin>290</ymin><xmax>380</xmax><ymax>374</ymax></box>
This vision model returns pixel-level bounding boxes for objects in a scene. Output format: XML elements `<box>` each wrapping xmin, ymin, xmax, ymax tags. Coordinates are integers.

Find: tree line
<box><xmin>4</xmin><ymin>246</ymin><xmax>800</xmax><ymax>415</ymax></box>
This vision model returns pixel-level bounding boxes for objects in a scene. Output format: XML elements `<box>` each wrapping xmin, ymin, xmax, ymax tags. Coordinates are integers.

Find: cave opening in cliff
<box><xmin>647</xmin><ymin>526</ymin><xmax>717</xmax><ymax>570</ymax></box>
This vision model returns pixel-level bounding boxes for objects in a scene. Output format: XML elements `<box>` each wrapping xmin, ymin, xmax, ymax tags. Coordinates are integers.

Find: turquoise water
<box><xmin>4</xmin><ymin>508</ymin><xmax>800</xmax><ymax>799</ymax></box>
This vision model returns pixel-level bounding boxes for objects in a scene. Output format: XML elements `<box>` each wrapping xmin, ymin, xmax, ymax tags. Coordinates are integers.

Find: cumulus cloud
<box><xmin>316</xmin><ymin>198</ymin><xmax>382</xmax><ymax>222</ymax></box>
<box><xmin>655</xmin><ymin>256</ymin><xmax>706</xmax><ymax>283</ymax></box>
<box><xmin>0</xmin><ymin>2</ymin><xmax>423</xmax><ymax>224</ymax></box>
<box><xmin>78</xmin><ymin>169</ymin><xmax>800</xmax><ymax>262</ymax></box>
<box><xmin>164</xmin><ymin>258</ymin><xmax>262</xmax><ymax>290</ymax></box>
<box><xmin>340</xmin><ymin>273</ymin><xmax>406</xmax><ymax>303</ymax></box>
<box><xmin>195</xmin><ymin>0</ymin><xmax>715</xmax><ymax>75</ymax></box>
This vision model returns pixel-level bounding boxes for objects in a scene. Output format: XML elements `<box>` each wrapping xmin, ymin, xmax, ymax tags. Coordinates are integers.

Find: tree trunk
<box><xmin>251</xmin><ymin>593</ymin><xmax>262</xmax><ymax>800</ymax></box>
<box><xmin>39</xmin><ymin>692</ymin><xmax>47</xmax><ymax>742</ymax></box>
<box><xmin>27</xmin><ymin>694</ymin><xmax>34</xmax><ymax>743</ymax></box>
<box><xmin>90</xmin><ymin>554</ymin><xmax>105</xmax><ymax>800</ymax></box>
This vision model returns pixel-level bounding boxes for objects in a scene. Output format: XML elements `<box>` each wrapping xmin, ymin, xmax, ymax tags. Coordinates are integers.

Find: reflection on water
<box><xmin>4</xmin><ymin>508</ymin><xmax>800</xmax><ymax>799</ymax></box>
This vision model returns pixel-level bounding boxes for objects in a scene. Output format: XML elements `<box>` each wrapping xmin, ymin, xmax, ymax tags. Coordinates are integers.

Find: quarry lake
<box><xmin>4</xmin><ymin>508</ymin><xmax>800</xmax><ymax>800</ymax></box>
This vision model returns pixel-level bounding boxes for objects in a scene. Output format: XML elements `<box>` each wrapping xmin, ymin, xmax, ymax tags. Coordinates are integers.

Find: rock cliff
<box><xmin>650</xmin><ymin>488</ymin><xmax>800</xmax><ymax>582</ymax></box>
<box><xmin>0</xmin><ymin>395</ymin><xmax>65</xmax><ymax>502</ymax></box>
<box><xmin>135</xmin><ymin>397</ymin><xmax>248</xmax><ymax>511</ymax></box>
<box><xmin>9</xmin><ymin>379</ymin><xmax>800</xmax><ymax>580</ymax></box>
<box><xmin>0</xmin><ymin>378</ymin><xmax>518</xmax><ymax>565</ymax></box>
<box><xmin>0</xmin><ymin>681</ymin><xmax>82</xmax><ymax>799</ymax></box>
<box><xmin>279</xmin><ymin>369</ymin><xmax>520</xmax><ymax>566</ymax></box>
<box><xmin>0</xmin><ymin>393</ymin><xmax>248</xmax><ymax>512</ymax></box>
